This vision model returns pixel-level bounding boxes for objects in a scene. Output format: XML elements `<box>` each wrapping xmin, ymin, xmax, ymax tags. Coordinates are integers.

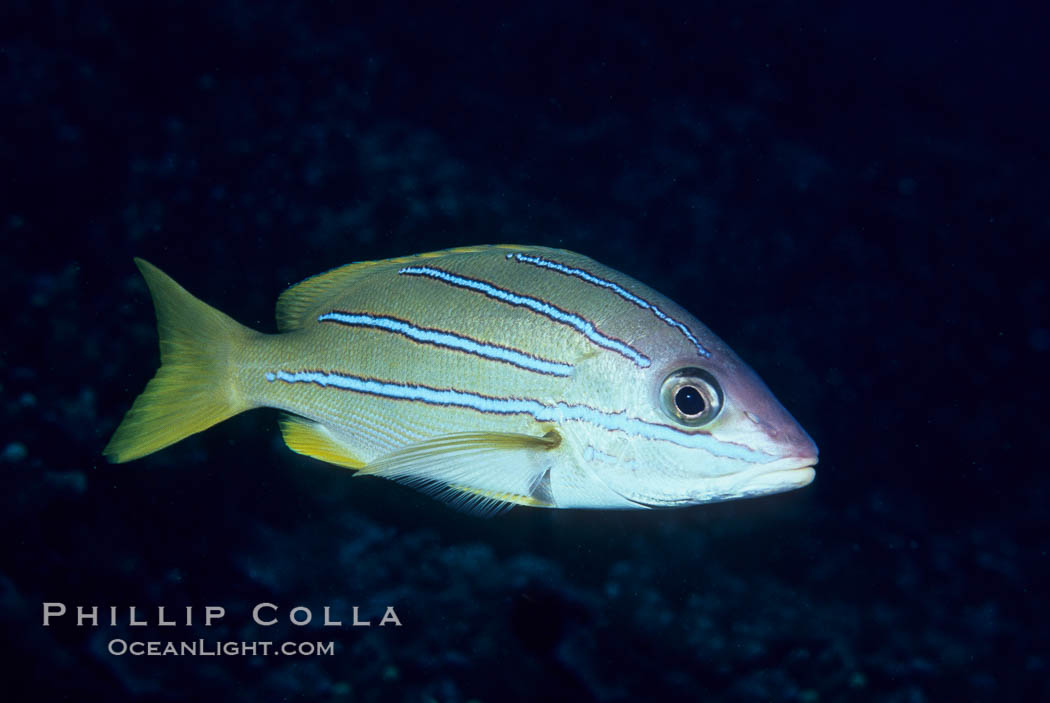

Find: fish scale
<box><xmin>104</xmin><ymin>245</ymin><xmax>818</xmax><ymax>516</ymax></box>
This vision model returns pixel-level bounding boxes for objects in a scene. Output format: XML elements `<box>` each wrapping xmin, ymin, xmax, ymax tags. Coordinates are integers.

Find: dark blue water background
<box><xmin>2</xmin><ymin>2</ymin><xmax>1047</xmax><ymax>701</ymax></box>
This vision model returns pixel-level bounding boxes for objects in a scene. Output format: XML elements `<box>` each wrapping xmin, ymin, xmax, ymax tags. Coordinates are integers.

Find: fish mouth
<box><xmin>629</xmin><ymin>457</ymin><xmax>819</xmax><ymax>508</ymax></box>
<box><xmin>732</xmin><ymin>454</ymin><xmax>818</xmax><ymax>494</ymax></box>
<box><xmin>736</xmin><ymin>464</ymin><xmax>816</xmax><ymax>495</ymax></box>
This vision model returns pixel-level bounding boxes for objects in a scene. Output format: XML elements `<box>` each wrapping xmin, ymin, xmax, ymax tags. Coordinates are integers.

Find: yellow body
<box><xmin>105</xmin><ymin>245</ymin><xmax>818</xmax><ymax>515</ymax></box>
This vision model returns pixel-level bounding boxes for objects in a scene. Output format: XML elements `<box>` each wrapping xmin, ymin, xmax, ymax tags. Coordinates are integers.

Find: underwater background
<box><xmin>2</xmin><ymin>1</ymin><xmax>1047</xmax><ymax>701</ymax></box>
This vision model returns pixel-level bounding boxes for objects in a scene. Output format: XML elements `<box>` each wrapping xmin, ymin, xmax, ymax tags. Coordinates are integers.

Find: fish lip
<box><xmin>726</xmin><ymin>456</ymin><xmax>818</xmax><ymax>495</ymax></box>
<box><xmin>613</xmin><ymin>456</ymin><xmax>820</xmax><ymax>509</ymax></box>
<box><xmin>750</xmin><ymin>465</ymin><xmax>816</xmax><ymax>489</ymax></box>
<box><xmin>632</xmin><ymin>461</ymin><xmax>818</xmax><ymax>508</ymax></box>
<box><xmin>757</xmin><ymin>454</ymin><xmax>819</xmax><ymax>474</ymax></box>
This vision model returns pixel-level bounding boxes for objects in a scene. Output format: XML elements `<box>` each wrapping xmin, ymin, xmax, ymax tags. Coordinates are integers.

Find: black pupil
<box><xmin>675</xmin><ymin>386</ymin><xmax>706</xmax><ymax>416</ymax></box>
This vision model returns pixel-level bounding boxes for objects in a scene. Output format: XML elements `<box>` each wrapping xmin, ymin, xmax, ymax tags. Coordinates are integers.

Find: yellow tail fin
<box><xmin>103</xmin><ymin>258</ymin><xmax>255</xmax><ymax>463</ymax></box>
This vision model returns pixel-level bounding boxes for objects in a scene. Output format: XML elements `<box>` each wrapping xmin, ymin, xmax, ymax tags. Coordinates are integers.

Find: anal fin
<box><xmin>279</xmin><ymin>415</ymin><xmax>365</xmax><ymax>469</ymax></box>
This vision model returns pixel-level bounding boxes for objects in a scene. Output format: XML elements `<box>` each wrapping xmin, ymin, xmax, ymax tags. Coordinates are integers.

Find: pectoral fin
<box><xmin>358</xmin><ymin>431</ymin><xmax>560</xmax><ymax>516</ymax></box>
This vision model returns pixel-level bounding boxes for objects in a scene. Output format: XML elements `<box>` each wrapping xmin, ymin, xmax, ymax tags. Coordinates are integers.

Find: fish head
<box><xmin>559</xmin><ymin>324</ymin><xmax>818</xmax><ymax>509</ymax></box>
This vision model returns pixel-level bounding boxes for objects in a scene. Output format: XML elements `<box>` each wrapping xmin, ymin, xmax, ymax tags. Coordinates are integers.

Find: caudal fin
<box><xmin>103</xmin><ymin>259</ymin><xmax>255</xmax><ymax>462</ymax></box>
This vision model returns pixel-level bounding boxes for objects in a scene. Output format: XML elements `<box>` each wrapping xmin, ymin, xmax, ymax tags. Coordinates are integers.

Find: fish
<box><xmin>103</xmin><ymin>245</ymin><xmax>818</xmax><ymax>516</ymax></box>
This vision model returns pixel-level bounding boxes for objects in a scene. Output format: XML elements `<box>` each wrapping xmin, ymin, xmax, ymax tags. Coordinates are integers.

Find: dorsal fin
<box><xmin>274</xmin><ymin>246</ymin><xmax>523</xmax><ymax>331</ymax></box>
<box><xmin>275</xmin><ymin>261</ymin><xmax>383</xmax><ymax>332</ymax></box>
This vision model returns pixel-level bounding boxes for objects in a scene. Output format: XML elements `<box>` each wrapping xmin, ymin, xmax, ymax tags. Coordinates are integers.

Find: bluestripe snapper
<box><xmin>104</xmin><ymin>245</ymin><xmax>817</xmax><ymax>516</ymax></box>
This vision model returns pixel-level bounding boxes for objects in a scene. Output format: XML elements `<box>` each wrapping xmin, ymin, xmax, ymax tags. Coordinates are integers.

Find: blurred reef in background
<box><xmin>1</xmin><ymin>1</ymin><xmax>1047</xmax><ymax>701</ymax></box>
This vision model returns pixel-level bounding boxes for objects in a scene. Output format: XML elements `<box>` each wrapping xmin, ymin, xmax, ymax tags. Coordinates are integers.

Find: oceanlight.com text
<box><xmin>107</xmin><ymin>638</ymin><xmax>336</xmax><ymax>657</ymax></box>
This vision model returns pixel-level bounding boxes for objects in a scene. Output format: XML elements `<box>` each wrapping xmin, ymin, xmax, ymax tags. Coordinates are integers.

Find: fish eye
<box><xmin>660</xmin><ymin>368</ymin><xmax>722</xmax><ymax>426</ymax></box>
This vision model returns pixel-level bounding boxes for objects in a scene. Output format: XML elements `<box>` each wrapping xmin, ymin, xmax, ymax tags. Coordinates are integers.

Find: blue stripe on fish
<box><xmin>508</xmin><ymin>252</ymin><xmax>712</xmax><ymax>358</ymax></box>
<box><xmin>398</xmin><ymin>265</ymin><xmax>652</xmax><ymax>368</ymax></box>
<box><xmin>265</xmin><ymin>368</ymin><xmax>771</xmax><ymax>461</ymax></box>
<box><xmin>317</xmin><ymin>311</ymin><xmax>573</xmax><ymax>377</ymax></box>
